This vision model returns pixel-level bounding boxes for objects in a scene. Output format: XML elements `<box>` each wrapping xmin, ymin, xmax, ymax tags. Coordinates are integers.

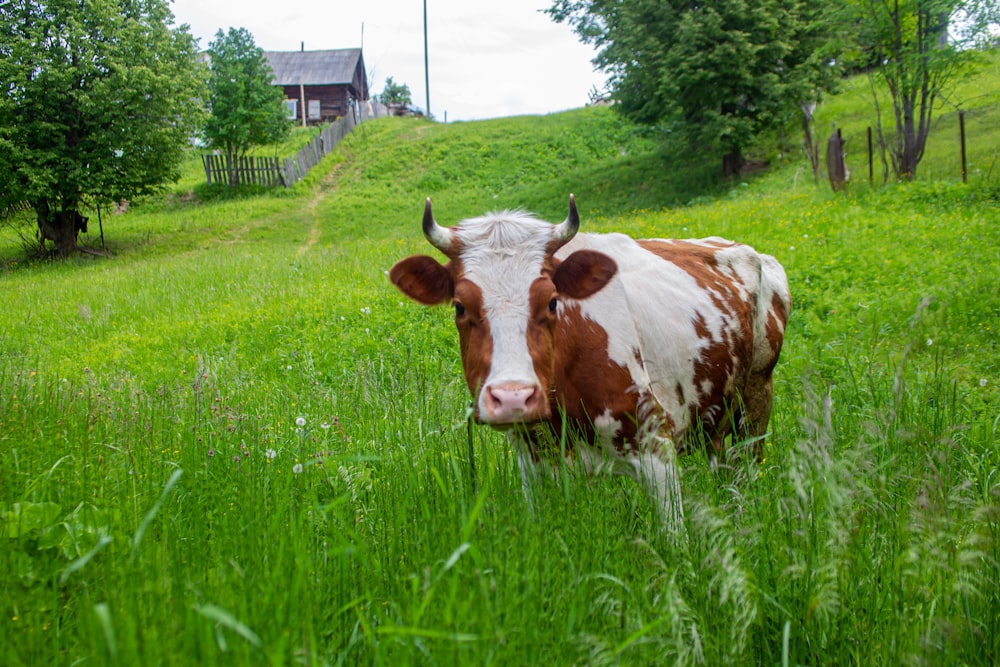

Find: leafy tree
<box><xmin>379</xmin><ymin>77</ymin><xmax>413</xmax><ymax>107</ymax></box>
<box><xmin>548</xmin><ymin>0</ymin><xmax>839</xmax><ymax>175</ymax></box>
<box><xmin>203</xmin><ymin>27</ymin><xmax>289</xmax><ymax>184</ymax></box>
<box><xmin>839</xmin><ymin>0</ymin><xmax>998</xmax><ymax>180</ymax></box>
<box><xmin>0</xmin><ymin>0</ymin><xmax>206</xmax><ymax>257</ymax></box>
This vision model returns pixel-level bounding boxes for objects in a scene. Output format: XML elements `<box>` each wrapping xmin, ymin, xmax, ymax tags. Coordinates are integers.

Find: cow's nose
<box><xmin>484</xmin><ymin>383</ymin><xmax>540</xmax><ymax>423</ymax></box>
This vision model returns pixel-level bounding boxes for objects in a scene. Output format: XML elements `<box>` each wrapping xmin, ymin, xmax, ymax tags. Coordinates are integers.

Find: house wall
<box><xmin>279</xmin><ymin>84</ymin><xmax>360</xmax><ymax>124</ymax></box>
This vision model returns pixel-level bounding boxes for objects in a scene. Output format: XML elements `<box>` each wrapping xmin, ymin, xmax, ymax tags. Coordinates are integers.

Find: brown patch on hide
<box><xmin>452</xmin><ymin>278</ymin><xmax>493</xmax><ymax>400</ymax></box>
<box><xmin>520</xmin><ymin>303</ymin><xmax>639</xmax><ymax>460</ymax></box>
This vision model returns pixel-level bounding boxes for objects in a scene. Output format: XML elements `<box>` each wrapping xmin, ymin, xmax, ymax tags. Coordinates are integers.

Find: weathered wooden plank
<box><xmin>204</xmin><ymin>102</ymin><xmax>385</xmax><ymax>188</ymax></box>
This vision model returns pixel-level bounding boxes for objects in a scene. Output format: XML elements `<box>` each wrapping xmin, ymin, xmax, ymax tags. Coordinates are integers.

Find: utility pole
<box><xmin>423</xmin><ymin>0</ymin><xmax>431</xmax><ymax>118</ymax></box>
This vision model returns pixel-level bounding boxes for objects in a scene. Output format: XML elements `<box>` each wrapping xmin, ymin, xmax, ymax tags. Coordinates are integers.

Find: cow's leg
<box><xmin>518</xmin><ymin>450</ymin><xmax>540</xmax><ymax>512</ymax></box>
<box><xmin>620</xmin><ymin>429</ymin><xmax>685</xmax><ymax>534</ymax></box>
<box><xmin>620</xmin><ymin>409</ymin><xmax>686</xmax><ymax>533</ymax></box>
<box><xmin>708</xmin><ymin>417</ymin><xmax>732</xmax><ymax>467</ymax></box>
<box><xmin>633</xmin><ymin>446</ymin><xmax>685</xmax><ymax>535</ymax></box>
<box><xmin>739</xmin><ymin>372</ymin><xmax>774</xmax><ymax>459</ymax></box>
<box><xmin>509</xmin><ymin>432</ymin><xmax>540</xmax><ymax>513</ymax></box>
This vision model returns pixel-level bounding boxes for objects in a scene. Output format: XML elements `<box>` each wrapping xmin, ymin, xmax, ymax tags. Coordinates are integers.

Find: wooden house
<box><xmin>263</xmin><ymin>48</ymin><xmax>368</xmax><ymax>125</ymax></box>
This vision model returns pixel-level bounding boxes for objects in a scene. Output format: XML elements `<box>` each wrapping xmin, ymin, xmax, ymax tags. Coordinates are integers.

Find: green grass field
<box><xmin>1</xmin><ymin>52</ymin><xmax>998</xmax><ymax>665</ymax></box>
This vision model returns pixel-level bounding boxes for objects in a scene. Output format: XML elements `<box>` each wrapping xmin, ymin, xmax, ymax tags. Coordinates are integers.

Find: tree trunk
<box><xmin>35</xmin><ymin>201</ymin><xmax>87</xmax><ymax>257</ymax></box>
<box><xmin>894</xmin><ymin>96</ymin><xmax>926</xmax><ymax>180</ymax></box>
<box><xmin>722</xmin><ymin>150</ymin><xmax>744</xmax><ymax>177</ymax></box>
<box><xmin>801</xmin><ymin>102</ymin><xmax>820</xmax><ymax>183</ymax></box>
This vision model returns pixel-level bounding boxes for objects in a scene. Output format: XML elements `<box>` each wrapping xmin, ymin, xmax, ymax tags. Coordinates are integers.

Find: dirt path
<box><xmin>297</xmin><ymin>223</ymin><xmax>322</xmax><ymax>257</ymax></box>
<box><xmin>296</xmin><ymin>164</ymin><xmax>342</xmax><ymax>257</ymax></box>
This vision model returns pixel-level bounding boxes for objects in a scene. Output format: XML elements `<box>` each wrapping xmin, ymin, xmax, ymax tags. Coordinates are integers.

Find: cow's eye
<box><xmin>548</xmin><ymin>297</ymin><xmax>558</xmax><ymax>313</ymax></box>
<box><xmin>454</xmin><ymin>302</ymin><xmax>466</xmax><ymax>317</ymax></box>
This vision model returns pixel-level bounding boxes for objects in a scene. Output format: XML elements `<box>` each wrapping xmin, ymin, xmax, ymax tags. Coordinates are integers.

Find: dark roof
<box><xmin>263</xmin><ymin>48</ymin><xmax>363</xmax><ymax>86</ymax></box>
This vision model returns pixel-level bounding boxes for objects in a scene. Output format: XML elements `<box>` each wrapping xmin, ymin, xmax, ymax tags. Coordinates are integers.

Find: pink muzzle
<box><xmin>481</xmin><ymin>382</ymin><xmax>544</xmax><ymax>424</ymax></box>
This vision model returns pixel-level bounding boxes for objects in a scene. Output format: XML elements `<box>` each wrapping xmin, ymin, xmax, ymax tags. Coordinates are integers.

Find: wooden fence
<box><xmin>201</xmin><ymin>155</ymin><xmax>283</xmax><ymax>187</ymax></box>
<box><xmin>1</xmin><ymin>200</ymin><xmax>32</xmax><ymax>218</ymax></box>
<box><xmin>201</xmin><ymin>100</ymin><xmax>388</xmax><ymax>188</ymax></box>
<box><xmin>281</xmin><ymin>110</ymin><xmax>357</xmax><ymax>187</ymax></box>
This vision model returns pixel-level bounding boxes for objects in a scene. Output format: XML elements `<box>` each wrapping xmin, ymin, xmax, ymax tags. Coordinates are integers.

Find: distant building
<box><xmin>264</xmin><ymin>47</ymin><xmax>369</xmax><ymax>125</ymax></box>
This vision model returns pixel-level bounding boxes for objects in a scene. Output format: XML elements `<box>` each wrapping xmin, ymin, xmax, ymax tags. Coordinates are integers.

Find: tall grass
<box><xmin>1</xmin><ymin>56</ymin><xmax>998</xmax><ymax>665</ymax></box>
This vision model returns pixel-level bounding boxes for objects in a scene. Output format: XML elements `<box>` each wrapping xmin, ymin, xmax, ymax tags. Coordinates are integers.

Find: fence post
<box><xmin>826</xmin><ymin>129</ymin><xmax>847</xmax><ymax>191</ymax></box>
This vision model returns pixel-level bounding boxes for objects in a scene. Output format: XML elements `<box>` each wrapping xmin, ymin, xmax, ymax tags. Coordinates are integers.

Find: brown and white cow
<box><xmin>390</xmin><ymin>195</ymin><xmax>790</xmax><ymax>528</ymax></box>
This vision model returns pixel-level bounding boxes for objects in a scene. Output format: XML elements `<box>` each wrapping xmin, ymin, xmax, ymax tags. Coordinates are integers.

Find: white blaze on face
<box><xmin>455</xmin><ymin>213</ymin><xmax>555</xmax><ymax>422</ymax></box>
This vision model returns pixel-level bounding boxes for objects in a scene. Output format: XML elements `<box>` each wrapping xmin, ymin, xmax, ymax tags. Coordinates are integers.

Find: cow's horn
<box><xmin>422</xmin><ymin>197</ymin><xmax>453</xmax><ymax>254</ymax></box>
<box><xmin>552</xmin><ymin>194</ymin><xmax>580</xmax><ymax>245</ymax></box>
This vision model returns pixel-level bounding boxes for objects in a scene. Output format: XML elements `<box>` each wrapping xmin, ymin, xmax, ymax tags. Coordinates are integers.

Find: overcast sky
<box><xmin>169</xmin><ymin>0</ymin><xmax>609</xmax><ymax>122</ymax></box>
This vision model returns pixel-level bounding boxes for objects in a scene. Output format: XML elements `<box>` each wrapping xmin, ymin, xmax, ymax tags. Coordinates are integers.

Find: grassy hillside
<box><xmin>810</xmin><ymin>48</ymin><xmax>1000</xmax><ymax>183</ymax></box>
<box><xmin>1</xmin><ymin>52</ymin><xmax>998</xmax><ymax>665</ymax></box>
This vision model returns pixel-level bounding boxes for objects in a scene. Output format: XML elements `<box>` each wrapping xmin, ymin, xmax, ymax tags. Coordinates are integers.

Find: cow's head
<box><xmin>390</xmin><ymin>195</ymin><xmax>618</xmax><ymax>427</ymax></box>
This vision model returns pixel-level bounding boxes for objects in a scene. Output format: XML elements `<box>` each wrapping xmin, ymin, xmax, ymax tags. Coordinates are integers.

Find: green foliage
<box><xmin>548</xmin><ymin>0</ymin><xmax>839</xmax><ymax>172</ymax></box>
<box><xmin>808</xmin><ymin>49</ymin><xmax>1000</xmax><ymax>186</ymax></box>
<box><xmin>0</xmin><ymin>0</ymin><xmax>206</xmax><ymax>255</ymax></box>
<box><xmin>0</xmin><ymin>64</ymin><xmax>999</xmax><ymax>665</ymax></box>
<box><xmin>832</xmin><ymin>0</ymin><xmax>997</xmax><ymax>179</ymax></box>
<box><xmin>203</xmin><ymin>27</ymin><xmax>290</xmax><ymax>164</ymax></box>
<box><xmin>379</xmin><ymin>76</ymin><xmax>413</xmax><ymax>107</ymax></box>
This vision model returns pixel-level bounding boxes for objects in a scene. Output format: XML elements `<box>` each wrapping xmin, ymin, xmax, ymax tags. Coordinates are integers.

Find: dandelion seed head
<box><xmin>296</xmin><ymin>416</ymin><xmax>307</xmax><ymax>427</ymax></box>
<box><xmin>292</xmin><ymin>463</ymin><xmax>303</xmax><ymax>474</ymax></box>
<box><xmin>981</xmin><ymin>378</ymin><xmax>988</xmax><ymax>387</ymax></box>
<box><xmin>265</xmin><ymin>448</ymin><xmax>277</xmax><ymax>459</ymax></box>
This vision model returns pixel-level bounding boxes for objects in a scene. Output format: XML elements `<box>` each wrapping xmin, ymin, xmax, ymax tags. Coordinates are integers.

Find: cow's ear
<box><xmin>390</xmin><ymin>255</ymin><xmax>454</xmax><ymax>305</ymax></box>
<box><xmin>553</xmin><ymin>250</ymin><xmax>618</xmax><ymax>299</ymax></box>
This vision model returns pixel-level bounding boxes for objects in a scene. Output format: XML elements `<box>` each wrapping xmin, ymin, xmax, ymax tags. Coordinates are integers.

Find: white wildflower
<box><xmin>292</xmin><ymin>463</ymin><xmax>303</xmax><ymax>474</ymax></box>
